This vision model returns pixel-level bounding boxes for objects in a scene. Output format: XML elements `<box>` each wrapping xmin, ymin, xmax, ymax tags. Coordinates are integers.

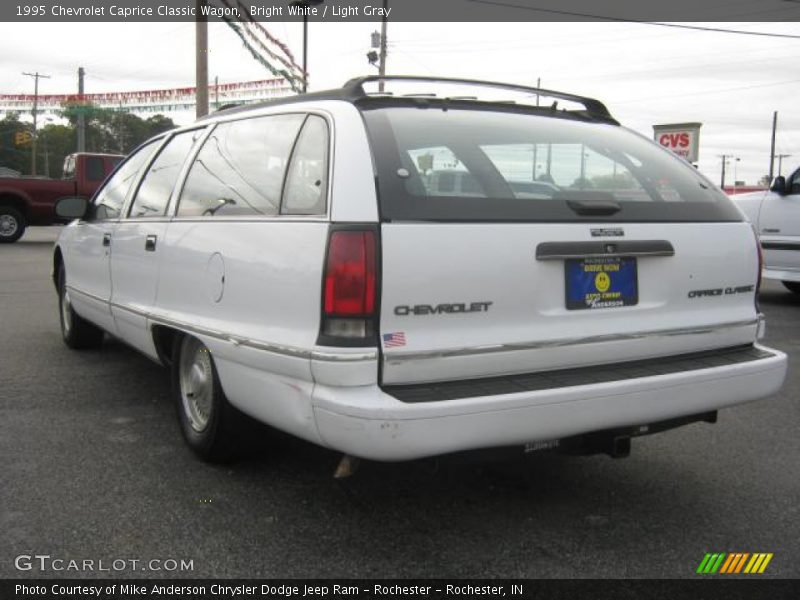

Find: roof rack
<box><xmin>342</xmin><ymin>75</ymin><xmax>616</xmax><ymax>122</ymax></box>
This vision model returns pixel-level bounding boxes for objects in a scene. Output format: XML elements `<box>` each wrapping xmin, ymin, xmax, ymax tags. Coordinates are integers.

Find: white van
<box><xmin>53</xmin><ymin>76</ymin><xmax>787</xmax><ymax>463</ymax></box>
<box><xmin>736</xmin><ymin>168</ymin><xmax>800</xmax><ymax>293</ymax></box>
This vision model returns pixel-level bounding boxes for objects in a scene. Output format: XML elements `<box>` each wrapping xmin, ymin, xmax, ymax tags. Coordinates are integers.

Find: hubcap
<box><xmin>61</xmin><ymin>289</ymin><xmax>72</xmax><ymax>336</ymax></box>
<box><xmin>179</xmin><ymin>337</ymin><xmax>214</xmax><ymax>432</ymax></box>
<box><xmin>0</xmin><ymin>214</ymin><xmax>18</xmax><ymax>237</ymax></box>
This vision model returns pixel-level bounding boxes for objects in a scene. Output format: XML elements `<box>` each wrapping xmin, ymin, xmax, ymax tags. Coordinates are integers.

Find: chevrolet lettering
<box><xmin>52</xmin><ymin>76</ymin><xmax>787</xmax><ymax>464</ymax></box>
<box><xmin>394</xmin><ymin>302</ymin><xmax>493</xmax><ymax>316</ymax></box>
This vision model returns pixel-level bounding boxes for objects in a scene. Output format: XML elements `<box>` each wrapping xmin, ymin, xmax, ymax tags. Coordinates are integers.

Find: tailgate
<box><xmin>379</xmin><ymin>222</ymin><xmax>759</xmax><ymax>385</ymax></box>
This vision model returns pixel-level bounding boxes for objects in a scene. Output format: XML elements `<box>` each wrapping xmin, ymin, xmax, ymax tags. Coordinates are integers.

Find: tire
<box><xmin>57</xmin><ymin>263</ymin><xmax>104</xmax><ymax>349</ymax></box>
<box><xmin>0</xmin><ymin>206</ymin><xmax>26</xmax><ymax>243</ymax></box>
<box><xmin>172</xmin><ymin>334</ymin><xmax>243</xmax><ymax>462</ymax></box>
<box><xmin>782</xmin><ymin>281</ymin><xmax>800</xmax><ymax>295</ymax></box>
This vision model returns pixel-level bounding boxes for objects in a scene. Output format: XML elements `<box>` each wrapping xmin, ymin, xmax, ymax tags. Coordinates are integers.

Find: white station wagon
<box><xmin>53</xmin><ymin>76</ymin><xmax>787</xmax><ymax>465</ymax></box>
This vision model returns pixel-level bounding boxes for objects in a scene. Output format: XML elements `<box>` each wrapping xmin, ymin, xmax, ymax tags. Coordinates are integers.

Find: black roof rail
<box><xmin>342</xmin><ymin>75</ymin><xmax>616</xmax><ymax>122</ymax></box>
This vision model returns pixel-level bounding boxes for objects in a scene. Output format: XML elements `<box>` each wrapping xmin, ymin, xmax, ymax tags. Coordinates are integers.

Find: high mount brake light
<box><xmin>319</xmin><ymin>228</ymin><xmax>378</xmax><ymax>345</ymax></box>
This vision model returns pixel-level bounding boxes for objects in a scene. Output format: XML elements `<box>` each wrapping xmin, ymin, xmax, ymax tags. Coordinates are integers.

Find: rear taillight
<box><xmin>319</xmin><ymin>227</ymin><xmax>378</xmax><ymax>345</ymax></box>
<box><xmin>753</xmin><ymin>225</ymin><xmax>763</xmax><ymax>310</ymax></box>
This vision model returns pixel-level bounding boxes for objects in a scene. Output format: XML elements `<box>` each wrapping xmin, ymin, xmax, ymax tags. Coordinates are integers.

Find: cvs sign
<box><xmin>653</xmin><ymin>122</ymin><xmax>702</xmax><ymax>163</ymax></box>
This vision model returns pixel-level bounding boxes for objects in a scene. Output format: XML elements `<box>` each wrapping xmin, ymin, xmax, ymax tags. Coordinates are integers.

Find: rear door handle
<box><xmin>145</xmin><ymin>235</ymin><xmax>157</xmax><ymax>252</ymax></box>
<box><xmin>102</xmin><ymin>233</ymin><xmax>111</xmax><ymax>247</ymax></box>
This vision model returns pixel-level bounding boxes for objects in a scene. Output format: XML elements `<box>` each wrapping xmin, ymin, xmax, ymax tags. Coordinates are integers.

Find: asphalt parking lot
<box><xmin>1</xmin><ymin>227</ymin><xmax>798</xmax><ymax>579</ymax></box>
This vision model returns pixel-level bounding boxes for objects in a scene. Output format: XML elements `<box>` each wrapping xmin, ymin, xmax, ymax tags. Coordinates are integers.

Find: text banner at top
<box><xmin>4</xmin><ymin>0</ymin><xmax>800</xmax><ymax>22</ymax></box>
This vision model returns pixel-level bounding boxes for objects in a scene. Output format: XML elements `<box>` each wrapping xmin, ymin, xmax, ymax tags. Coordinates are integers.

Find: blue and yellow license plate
<box><xmin>565</xmin><ymin>257</ymin><xmax>638</xmax><ymax>310</ymax></box>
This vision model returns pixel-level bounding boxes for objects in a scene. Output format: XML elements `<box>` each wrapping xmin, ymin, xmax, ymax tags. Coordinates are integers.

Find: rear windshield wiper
<box><xmin>556</xmin><ymin>191</ymin><xmax>622</xmax><ymax>216</ymax></box>
<box><xmin>566</xmin><ymin>200</ymin><xmax>621</xmax><ymax>216</ymax></box>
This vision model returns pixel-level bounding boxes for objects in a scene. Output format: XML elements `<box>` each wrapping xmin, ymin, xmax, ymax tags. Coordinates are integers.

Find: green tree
<box><xmin>0</xmin><ymin>113</ymin><xmax>34</xmax><ymax>174</ymax></box>
<box><xmin>38</xmin><ymin>124</ymin><xmax>76</xmax><ymax>178</ymax></box>
<box><xmin>0</xmin><ymin>106</ymin><xmax>177</xmax><ymax>178</ymax></box>
<box><xmin>62</xmin><ymin>104</ymin><xmax>177</xmax><ymax>155</ymax></box>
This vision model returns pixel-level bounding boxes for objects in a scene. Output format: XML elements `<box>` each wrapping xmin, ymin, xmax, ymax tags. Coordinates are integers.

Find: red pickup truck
<box><xmin>0</xmin><ymin>152</ymin><xmax>123</xmax><ymax>243</ymax></box>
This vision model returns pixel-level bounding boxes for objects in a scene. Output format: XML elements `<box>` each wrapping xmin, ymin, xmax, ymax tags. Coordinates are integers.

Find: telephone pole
<box><xmin>377</xmin><ymin>0</ymin><xmax>388</xmax><ymax>92</ymax></box>
<box><xmin>214</xmin><ymin>75</ymin><xmax>219</xmax><ymax>110</ymax></box>
<box><xmin>768</xmin><ymin>111</ymin><xmax>777</xmax><ymax>182</ymax></box>
<box><xmin>532</xmin><ymin>77</ymin><xmax>540</xmax><ymax>180</ymax></box>
<box><xmin>719</xmin><ymin>154</ymin><xmax>731</xmax><ymax>188</ymax></box>
<box><xmin>195</xmin><ymin>0</ymin><xmax>209</xmax><ymax>118</ymax></box>
<box><xmin>77</xmin><ymin>67</ymin><xmax>86</xmax><ymax>152</ymax></box>
<box><xmin>22</xmin><ymin>71</ymin><xmax>51</xmax><ymax>176</ymax></box>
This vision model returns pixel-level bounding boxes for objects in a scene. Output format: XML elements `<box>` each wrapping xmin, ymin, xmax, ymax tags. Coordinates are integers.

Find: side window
<box><xmin>789</xmin><ymin>169</ymin><xmax>800</xmax><ymax>195</ymax></box>
<box><xmin>282</xmin><ymin>115</ymin><xmax>329</xmax><ymax>215</ymax></box>
<box><xmin>128</xmin><ymin>131</ymin><xmax>198</xmax><ymax>218</ymax></box>
<box><xmin>62</xmin><ymin>156</ymin><xmax>75</xmax><ymax>180</ymax></box>
<box><xmin>91</xmin><ymin>142</ymin><xmax>158</xmax><ymax>220</ymax></box>
<box><xmin>85</xmin><ymin>156</ymin><xmax>105</xmax><ymax>182</ymax></box>
<box><xmin>177</xmin><ymin>114</ymin><xmax>305</xmax><ymax>217</ymax></box>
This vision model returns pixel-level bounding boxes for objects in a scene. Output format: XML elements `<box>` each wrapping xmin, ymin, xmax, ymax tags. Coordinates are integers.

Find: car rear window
<box><xmin>361</xmin><ymin>106</ymin><xmax>742</xmax><ymax>222</ymax></box>
<box><xmin>86</xmin><ymin>156</ymin><xmax>106</xmax><ymax>182</ymax></box>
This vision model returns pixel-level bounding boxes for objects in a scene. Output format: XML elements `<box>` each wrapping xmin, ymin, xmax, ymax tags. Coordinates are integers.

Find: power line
<box><xmin>612</xmin><ymin>78</ymin><xmax>800</xmax><ymax>105</ymax></box>
<box><xmin>463</xmin><ymin>0</ymin><xmax>800</xmax><ymax>39</ymax></box>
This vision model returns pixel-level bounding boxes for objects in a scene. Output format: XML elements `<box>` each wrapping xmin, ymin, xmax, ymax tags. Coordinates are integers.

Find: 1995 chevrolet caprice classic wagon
<box><xmin>53</xmin><ymin>76</ymin><xmax>787</xmax><ymax>463</ymax></box>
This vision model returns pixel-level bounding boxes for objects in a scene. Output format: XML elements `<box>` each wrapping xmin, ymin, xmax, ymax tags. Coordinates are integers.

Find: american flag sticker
<box><xmin>382</xmin><ymin>332</ymin><xmax>406</xmax><ymax>348</ymax></box>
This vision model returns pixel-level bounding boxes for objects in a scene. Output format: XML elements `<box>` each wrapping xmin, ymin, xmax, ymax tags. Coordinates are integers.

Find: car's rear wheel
<box><xmin>782</xmin><ymin>281</ymin><xmax>800</xmax><ymax>295</ymax></box>
<box><xmin>172</xmin><ymin>334</ymin><xmax>242</xmax><ymax>462</ymax></box>
<box><xmin>57</xmin><ymin>263</ymin><xmax>104</xmax><ymax>349</ymax></box>
<box><xmin>0</xmin><ymin>206</ymin><xmax>25</xmax><ymax>243</ymax></box>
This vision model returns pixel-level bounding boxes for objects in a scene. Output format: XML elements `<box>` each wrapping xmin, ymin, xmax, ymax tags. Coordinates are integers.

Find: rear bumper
<box><xmin>312</xmin><ymin>344</ymin><xmax>787</xmax><ymax>461</ymax></box>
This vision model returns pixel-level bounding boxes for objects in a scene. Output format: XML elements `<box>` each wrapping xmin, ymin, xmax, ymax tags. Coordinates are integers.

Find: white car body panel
<box><xmin>54</xmin><ymin>88</ymin><xmax>789</xmax><ymax>462</ymax></box>
<box><xmin>110</xmin><ymin>221</ymin><xmax>169</xmax><ymax>359</ymax></box>
<box><xmin>735</xmin><ymin>177</ymin><xmax>800</xmax><ymax>282</ymax></box>
<box><xmin>60</xmin><ymin>220</ymin><xmax>117</xmax><ymax>333</ymax></box>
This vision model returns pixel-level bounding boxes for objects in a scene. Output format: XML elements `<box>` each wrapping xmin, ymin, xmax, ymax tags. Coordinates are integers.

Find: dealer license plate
<box><xmin>565</xmin><ymin>257</ymin><xmax>638</xmax><ymax>310</ymax></box>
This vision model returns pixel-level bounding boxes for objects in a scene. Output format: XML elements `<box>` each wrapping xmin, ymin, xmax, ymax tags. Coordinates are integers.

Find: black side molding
<box><xmin>536</xmin><ymin>240</ymin><xmax>675</xmax><ymax>260</ymax></box>
<box><xmin>761</xmin><ymin>241</ymin><xmax>800</xmax><ymax>252</ymax></box>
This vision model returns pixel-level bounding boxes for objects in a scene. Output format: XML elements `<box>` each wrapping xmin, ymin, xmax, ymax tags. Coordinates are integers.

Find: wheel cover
<box><xmin>179</xmin><ymin>337</ymin><xmax>214</xmax><ymax>433</ymax></box>
<box><xmin>0</xmin><ymin>214</ymin><xmax>18</xmax><ymax>237</ymax></box>
<box><xmin>60</xmin><ymin>288</ymin><xmax>72</xmax><ymax>335</ymax></box>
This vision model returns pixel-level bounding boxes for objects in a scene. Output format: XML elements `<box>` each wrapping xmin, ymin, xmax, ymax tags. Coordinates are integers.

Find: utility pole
<box><xmin>302</xmin><ymin>14</ymin><xmax>308</xmax><ymax>92</ymax></box>
<box><xmin>532</xmin><ymin>76</ymin><xmax>540</xmax><ymax>181</ymax></box>
<box><xmin>214</xmin><ymin>75</ymin><xmax>219</xmax><ymax>110</ymax></box>
<box><xmin>195</xmin><ymin>0</ymin><xmax>209</xmax><ymax>118</ymax></box>
<box><xmin>118</xmin><ymin>101</ymin><xmax>125</xmax><ymax>153</ymax></box>
<box><xmin>22</xmin><ymin>71</ymin><xmax>50</xmax><ymax>176</ymax></box>
<box><xmin>77</xmin><ymin>67</ymin><xmax>86</xmax><ymax>152</ymax></box>
<box><xmin>775</xmin><ymin>154</ymin><xmax>791</xmax><ymax>177</ymax></box>
<box><xmin>719</xmin><ymin>154</ymin><xmax>731</xmax><ymax>189</ymax></box>
<box><xmin>291</xmin><ymin>1</ymin><xmax>325</xmax><ymax>93</ymax></box>
<box><xmin>768</xmin><ymin>111</ymin><xmax>777</xmax><ymax>182</ymax></box>
<box><xmin>377</xmin><ymin>0</ymin><xmax>388</xmax><ymax>92</ymax></box>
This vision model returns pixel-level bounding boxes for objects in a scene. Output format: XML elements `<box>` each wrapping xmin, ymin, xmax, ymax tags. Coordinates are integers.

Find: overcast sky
<box><xmin>1</xmin><ymin>21</ymin><xmax>798</xmax><ymax>184</ymax></box>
